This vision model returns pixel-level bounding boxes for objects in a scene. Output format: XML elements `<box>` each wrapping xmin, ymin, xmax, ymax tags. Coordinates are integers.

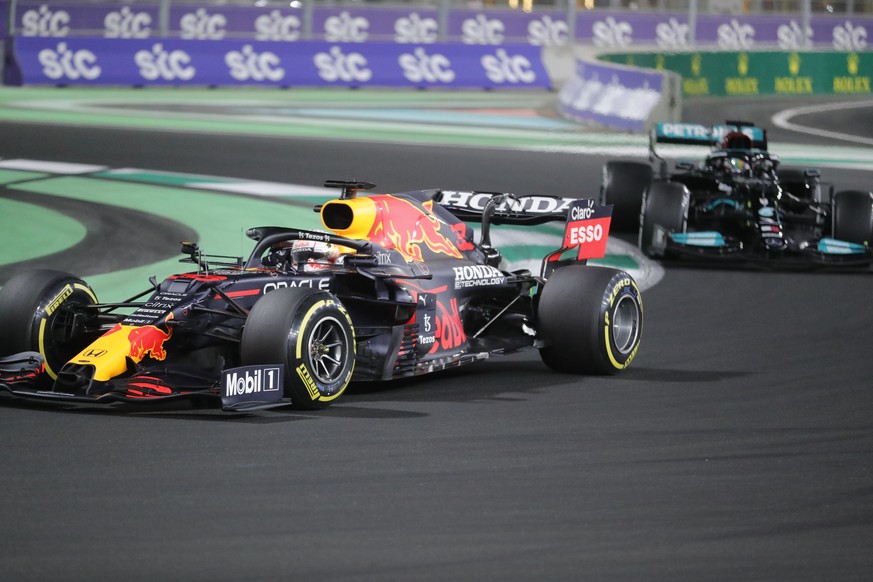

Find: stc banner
<box><xmin>11</xmin><ymin>37</ymin><xmax>552</xmax><ymax>88</ymax></box>
<box><xmin>7</xmin><ymin>2</ymin><xmax>873</xmax><ymax>50</ymax></box>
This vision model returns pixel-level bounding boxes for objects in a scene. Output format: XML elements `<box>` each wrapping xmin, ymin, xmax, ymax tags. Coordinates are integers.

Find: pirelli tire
<box><xmin>537</xmin><ymin>266</ymin><xmax>643</xmax><ymax>375</ymax></box>
<box><xmin>639</xmin><ymin>180</ymin><xmax>689</xmax><ymax>258</ymax></box>
<box><xmin>600</xmin><ymin>160</ymin><xmax>653</xmax><ymax>232</ymax></box>
<box><xmin>241</xmin><ymin>287</ymin><xmax>355</xmax><ymax>410</ymax></box>
<box><xmin>832</xmin><ymin>190</ymin><xmax>873</xmax><ymax>246</ymax></box>
<box><xmin>0</xmin><ymin>269</ymin><xmax>99</xmax><ymax>380</ymax></box>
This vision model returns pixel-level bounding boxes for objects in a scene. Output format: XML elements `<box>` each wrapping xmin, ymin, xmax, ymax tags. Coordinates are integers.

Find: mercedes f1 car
<box><xmin>0</xmin><ymin>180</ymin><xmax>643</xmax><ymax>411</ymax></box>
<box><xmin>601</xmin><ymin>121</ymin><xmax>873</xmax><ymax>267</ymax></box>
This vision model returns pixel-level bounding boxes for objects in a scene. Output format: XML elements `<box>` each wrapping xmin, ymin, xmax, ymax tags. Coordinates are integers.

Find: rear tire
<box><xmin>240</xmin><ymin>288</ymin><xmax>355</xmax><ymax>410</ymax></box>
<box><xmin>832</xmin><ymin>190</ymin><xmax>873</xmax><ymax>245</ymax></box>
<box><xmin>639</xmin><ymin>180</ymin><xmax>689</xmax><ymax>258</ymax></box>
<box><xmin>600</xmin><ymin>161</ymin><xmax>652</xmax><ymax>232</ymax></box>
<box><xmin>538</xmin><ymin>266</ymin><xmax>642</xmax><ymax>375</ymax></box>
<box><xmin>0</xmin><ymin>269</ymin><xmax>99</xmax><ymax>379</ymax></box>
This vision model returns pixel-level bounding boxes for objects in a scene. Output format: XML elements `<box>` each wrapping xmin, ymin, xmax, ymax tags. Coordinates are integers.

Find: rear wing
<box><xmin>652</xmin><ymin>122</ymin><xmax>768</xmax><ymax>150</ymax></box>
<box><xmin>434</xmin><ymin>190</ymin><xmax>612</xmax><ymax>278</ymax></box>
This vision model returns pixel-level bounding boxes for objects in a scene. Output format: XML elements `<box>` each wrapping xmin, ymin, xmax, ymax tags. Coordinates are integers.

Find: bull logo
<box><xmin>367</xmin><ymin>196</ymin><xmax>462</xmax><ymax>262</ymax></box>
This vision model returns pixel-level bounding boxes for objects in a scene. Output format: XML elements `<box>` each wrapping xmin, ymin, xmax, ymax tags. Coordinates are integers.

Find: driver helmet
<box><xmin>727</xmin><ymin>156</ymin><xmax>749</xmax><ymax>175</ymax></box>
<box><xmin>291</xmin><ymin>238</ymin><xmax>340</xmax><ymax>272</ymax></box>
<box><xmin>722</xmin><ymin>131</ymin><xmax>752</xmax><ymax>151</ymax></box>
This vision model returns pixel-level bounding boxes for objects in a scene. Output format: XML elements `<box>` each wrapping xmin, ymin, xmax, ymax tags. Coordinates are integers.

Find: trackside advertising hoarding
<box><xmin>600</xmin><ymin>51</ymin><xmax>872</xmax><ymax>97</ymax></box>
<box><xmin>10</xmin><ymin>37</ymin><xmax>551</xmax><ymax>88</ymax></box>
<box><xmin>7</xmin><ymin>2</ymin><xmax>873</xmax><ymax>49</ymax></box>
<box><xmin>558</xmin><ymin>59</ymin><xmax>675</xmax><ymax>132</ymax></box>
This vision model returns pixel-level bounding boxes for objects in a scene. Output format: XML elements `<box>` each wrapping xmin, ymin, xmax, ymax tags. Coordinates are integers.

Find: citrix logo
<box><xmin>38</xmin><ymin>43</ymin><xmax>100</xmax><ymax>80</ymax></box>
<box><xmin>481</xmin><ymin>49</ymin><xmax>535</xmax><ymax>84</ymax></box>
<box><xmin>314</xmin><ymin>46</ymin><xmax>372</xmax><ymax>83</ymax></box>
<box><xmin>254</xmin><ymin>10</ymin><xmax>301</xmax><ymax>41</ymax></box>
<box><xmin>528</xmin><ymin>16</ymin><xmax>569</xmax><ymax>46</ymax></box>
<box><xmin>179</xmin><ymin>8</ymin><xmax>227</xmax><ymax>40</ymax></box>
<box><xmin>135</xmin><ymin>44</ymin><xmax>195</xmax><ymax>81</ymax></box>
<box><xmin>394</xmin><ymin>13</ymin><xmax>438</xmax><ymax>43</ymax></box>
<box><xmin>22</xmin><ymin>5</ymin><xmax>70</xmax><ymax>37</ymax></box>
<box><xmin>226</xmin><ymin>45</ymin><xmax>285</xmax><ymax>82</ymax></box>
<box><xmin>399</xmin><ymin>48</ymin><xmax>455</xmax><ymax>83</ymax></box>
<box><xmin>462</xmin><ymin>15</ymin><xmax>504</xmax><ymax>45</ymax></box>
<box><xmin>104</xmin><ymin>7</ymin><xmax>152</xmax><ymax>39</ymax></box>
<box><xmin>324</xmin><ymin>11</ymin><xmax>369</xmax><ymax>42</ymax></box>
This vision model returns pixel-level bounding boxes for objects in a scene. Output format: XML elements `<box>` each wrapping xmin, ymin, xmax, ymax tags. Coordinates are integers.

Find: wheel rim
<box><xmin>612</xmin><ymin>295</ymin><xmax>641</xmax><ymax>355</ymax></box>
<box><xmin>307</xmin><ymin>316</ymin><xmax>350</xmax><ymax>385</ymax></box>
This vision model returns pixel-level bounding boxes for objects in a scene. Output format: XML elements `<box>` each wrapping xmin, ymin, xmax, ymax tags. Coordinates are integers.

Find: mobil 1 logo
<box><xmin>221</xmin><ymin>364</ymin><xmax>284</xmax><ymax>410</ymax></box>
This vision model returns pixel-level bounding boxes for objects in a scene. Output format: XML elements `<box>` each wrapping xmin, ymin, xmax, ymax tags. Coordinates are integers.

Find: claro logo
<box><xmin>22</xmin><ymin>6</ymin><xmax>70</xmax><ymax>37</ymax></box>
<box><xmin>314</xmin><ymin>46</ymin><xmax>372</xmax><ymax>83</ymax></box>
<box><xmin>104</xmin><ymin>7</ymin><xmax>152</xmax><ymax>39</ymax></box>
<box><xmin>481</xmin><ymin>49</ymin><xmax>536</xmax><ymax>84</ymax></box>
<box><xmin>38</xmin><ymin>43</ymin><xmax>101</xmax><ymax>80</ymax></box>
<box><xmin>226</xmin><ymin>46</ymin><xmax>285</xmax><ymax>82</ymax></box>
<box><xmin>179</xmin><ymin>9</ymin><xmax>227</xmax><ymax>40</ymax></box>
<box><xmin>135</xmin><ymin>44</ymin><xmax>196</xmax><ymax>81</ymax></box>
<box><xmin>399</xmin><ymin>48</ymin><xmax>455</xmax><ymax>83</ymax></box>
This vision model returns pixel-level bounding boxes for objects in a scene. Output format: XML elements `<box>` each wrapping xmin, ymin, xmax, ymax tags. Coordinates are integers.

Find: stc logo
<box><xmin>104</xmin><ymin>7</ymin><xmax>152</xmax><ymax>39</ymax></box>
<box><xmin>592</xmin><ymin>17</ymin><xmax>633</xmax><ymax>47</ymax></box>
<box><xmin>777</xmin><ymin>20</ymin><xmax>813</xmax><ymax>49</ymax></box>
<box><xmin>324</xmin><ymin>11</ymin><xmax>369</xmax><ymax>42</ymax></box>
<box><xmin>399</xmin><ymin>48</ymin><xmax>455</xmax><ymax>83</ymax></box>
<box><xmin>528</xmin><ymin>16</ymin><xmax>569</xmax><ymax>46</ymax></box>
<box><xmin>226</xmin><ymin>46</ymin><xmax>285</xmax><ymax>82</ymax></box>
<box><xmin>135</xmin><ymin>44</ymin><xmax>195</xmax><ymax>81</ymax></box>
<box><xmin>38</xmin><ymin>43</ymin><xmax>100</xmax><ymax>80</ymax></box>
<box><xmin>717</xmin><ymin>19</ymin><xmax>756</xmax><ymax>49</ymax></box>
<box><xmin>394</xmin><ymin>13</ymin><xmax>438</xmax><ymax>43</ymax></box>
<box><xmin>254</xmin><ymin>10</ymin><xmax>301</xmax><ymax>41</ymax></box>
<box><xmin>833</xmin><ymin>21</ymin><xmax>867</xmax><ymax>50</ymax></box>
<box><xmin>481</xmin><ymin>49</ymin><xmax>536</xmax><ymax>85</ymax></box>
<box><xmin>22</xmin><ymin>6</ymin><xmax>70</xmax><ymax>37</ymax></box>
<box><xmin>314</xmin><ymin>46</ymin><xmax>372</xmax><ymax>83</ymax></box>
<box><xmin>462</xmin><ymin>15</ymin><xmax>504</xmax><ymax>45</ymax></box>
<box><xmin>656</xmin><ymin>18</ymin><xmax>689</xmax><ymax>49</ymax></box>
<box><xmin>179</xmin><ymin>9</ymin><xmax>227</xmax><ymax>40</ymax></box>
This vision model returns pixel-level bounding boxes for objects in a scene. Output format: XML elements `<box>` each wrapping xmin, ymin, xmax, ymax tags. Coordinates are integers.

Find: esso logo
<box><xmin>399</xmin><ymin>48</ymin><xmax>455</xmax><ymax>83</ymax></box>
<box><xmin>38</xmin><ymin>43</ymin><xmax>100</xmax><ymax>80</ymax></box>
<box><xmin>569</xmin><ymin>223</ymin><xmax>604</xmax><ymax>245</ymax></box>
<box><xmin>656</xmin><ymin>17</ymin><xmax>689</xmax><ymax>49</ymax></box>
<box><xmin>104</xmin><ymin>7</ymin><xmax>152</xmax><ymax>39</ymax></box>
<box><xmin>717</xmin><ymin>19</ymin><xmax>755</xmax><ymax>49</ymax></box>
<box><xmin>254</xmin><ymin>10</ymin><xmax>300</xmax><ymax>41</ymax></box>
<box><xmin>135</xmin><ymin>44</ymin><xmax>195</xmax><ymax>81</ymax></box>
<box><xmin>324</xmin><ymin>11</ymin><xmax>369</xmax><ymax>42</ymax></box>
<box><xmin>394</xmin><ymin>13</ymin><xmax>438</xmax><ymax>43</ymax></box>
<box><xmin>22</xmin><ymin>6</ymin><xmax>70</xmax><ymax>37</ymax></box>
<box><xmin>314</xmin><ymin>46</ymin><xmax>372</xmax><ymax>83</ymax></box>
<box><xmin>777</xmin><ymin>20</ymin><xmax>812</xmax><ymax>49</ymax></box>
<box><xmin>462</xmin><ymin>15</ymin><xmax>504</xmax><ymax>45</ymax></box>
<box><xmin>226</xmin><ymin>45</ymin><xmax>285</xmax><ymax>82</ymax></box>
<box><xmin>179</xmin><ymin>9</ymin><xmax>227</xmax><ymax>40</ymax></box>
<box><xmin>833</xmin><ymin>21</ymin><xmax>867</xmax><ymax>50</ymax></box>
<box><xmin>528</xmin><ymin>16</ymin><xmax>568</xmax><ymax>46</ymax></box>
<box><xmin>481</xmin><ymin>49</ymin><xmax>535</xmax><ymax>84</ymax></box>
<box><xmin>592</xmin><ymin>17</ymin><xmax>633</xmax><ymax>48</ymax></box>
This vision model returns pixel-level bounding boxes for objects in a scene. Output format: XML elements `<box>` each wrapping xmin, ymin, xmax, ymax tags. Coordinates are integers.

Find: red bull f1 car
<box><xmin>601</xmin><ymin>121</ymin><xmax>873</xmax><ymax>268</ymax></box>
<box><xmin>0</xmin><ymin>180</ymin><xmax>643</xmax><ymax>411</ymax></box>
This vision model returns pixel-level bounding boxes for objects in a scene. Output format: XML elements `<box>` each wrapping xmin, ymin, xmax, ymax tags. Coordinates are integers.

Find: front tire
<box><xmin>832</xmin><ymin>190</ymin><xmax>873</xmax><ymax>245</ymax></box>
<box><xmin>600</xmin><ymin>161</ymin><xmax>652</xmax><ymax>232</ymax></box>
<box><xmin>639</xmin><ymin>180</ymin><xmax>689</xmax><ymax>258</ymax></box>
<box><xmin>537</xmin><ymin>266</ymin><xmax>643</xmax><ymax>375</ymax></box>
<box><xmin>240</xmin><ymin>288</ymin><xmax>355</xmax><ymax>410</ymax></box>
<box><xmin>0</xmin><ymin>269</ymin><xmax>99</xmax><ymax>379</ymax></box>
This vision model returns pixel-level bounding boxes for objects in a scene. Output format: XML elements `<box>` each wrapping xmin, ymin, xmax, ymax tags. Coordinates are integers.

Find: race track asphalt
<box><xmin>0</xmin><ymin>94</ymin><xmax>871</xmax><ymax>581</ymax></box>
